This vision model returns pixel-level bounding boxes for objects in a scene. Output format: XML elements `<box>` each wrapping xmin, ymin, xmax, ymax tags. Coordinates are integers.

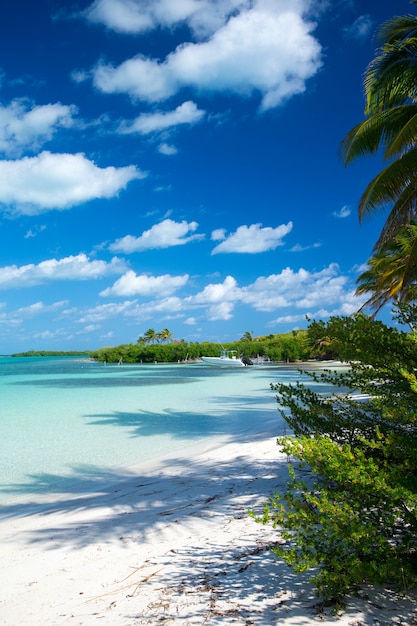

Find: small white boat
<box><xmin>201</xmin><ymin>349</ymin><xmax>245</xmax><ymax>367</ymax></box>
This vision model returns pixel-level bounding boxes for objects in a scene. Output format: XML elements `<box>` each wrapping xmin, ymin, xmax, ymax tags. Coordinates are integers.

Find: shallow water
<box><xmin>0</xmin><ymin>356</ymin><xmax>328</xmax><ymax>507</ymax></box>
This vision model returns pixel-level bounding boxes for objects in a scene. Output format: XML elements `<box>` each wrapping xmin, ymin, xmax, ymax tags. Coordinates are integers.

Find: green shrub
<box><xmin>252</xmin><ymin>312</ymin><xmax>417</xmax><ymax>605</ymax></box>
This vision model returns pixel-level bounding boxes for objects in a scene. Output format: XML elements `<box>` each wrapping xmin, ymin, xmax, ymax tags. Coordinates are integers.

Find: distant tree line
<box><xmin>12</xmin><ymin>328</ymin><xmax>341</xmax><ymax>364</ymax></box>
<box><xmin>89</xmin><ymin>328</ymin><xmax>316</xmax><ymax>364</ymax></box>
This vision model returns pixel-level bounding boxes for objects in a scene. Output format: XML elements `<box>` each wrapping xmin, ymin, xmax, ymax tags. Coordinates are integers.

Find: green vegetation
<box><xmin>89</xmin><ymin>328</ymin><xmax>312</xmax><ymax>364</ymax></box>
<box><xmin>253</xmin><ymin>310</ymin><xmax>417</xmax><ymax>607</ymax></box>
<box><xmin>355</xmin><ymin>221</ymin><xmax>417</xmax><ymax>317</ymax></box>
<box><xmin>10</xmin><ymin>330</ymin><xmax>317</xmax><ymax>364</ymax></box>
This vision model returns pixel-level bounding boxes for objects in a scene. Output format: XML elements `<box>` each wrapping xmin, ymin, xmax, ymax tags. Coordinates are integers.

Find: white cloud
<box><xmin>179</xmin><ymin>275</ymin><xmax>240</xmax><ymax>321</ymax></box>
<box><xmin>333</xmin><ymin>205</ymin><xmax>351</xmax><ymax>218</ymax></box>
<box><xmin>75</xmin><ymin>300</ymin><xmax>139</xmax><ymax>323</ymax></box>
<box><xmin>241</xmin><ymin>264</ymin><xmax>348</xmax><ymax>311</ymax></box>
<box><xmin>344</xmin><ymin>15</ymin><xmax>373</xmax><ymax>39</ymax></box>
<box><xmin>23</xmin><ymin>262</ymin><xmax>360</xmax><ymax>336</ymax></box>
<box><xmin>0</xmin><ymin>151</ymin><xmax>145</xmax><ymax>215</ymax></box>
<box><xmin>33</xmin><ymin>328</ymin><xmax>68</xmax><ymax>340</ymax></box>
<box><xmin>109</xmin><ymin>218</ymin><xmax>204</xmax><ymax>253</ymax></box>
<box><xmin>75</xmin><ymin>296</ymin><xmax>186</xmax><ymax>327</ymax></box>
<box><xmin>0</xmin><ymin>99</ymin><xmax>78</xmax><ymax>156</ymax></box>
<box><xmin>354</xmin><ymin>262</ymin><xmax>368</xmax><ymax>274</ymax></box>
<box><xmin>188</xmin><ymin>275</ymin><xmax>241</xmax><ymax>304</ymax></box>
<box><xmin>75</xmin><ymin>324</ymin><xmax>102</xmax><ymax>335</ymax></box>
<box><xmin>185</xmin><ymin>265</ymin><xmax>352</xmax><ymax>322</ymax></box>
<box><xmin>71</xmin><ymin>69</ymin><xmax>90</xmax><ymax>83</ymax></box>
<box><xmin>296</xmin><ymin>277</ymin><xmax>348</xmax><ymax>308</ymax></box>
<box><xmin>158</xmin><ymin>143</ymin><xmax>178</xmax><ymax>155</ymax></box>
<box><xmin>290</xmin><ymin>242</ymin><xmax>321</xmax><ymax>252</ymax></box>
<box><xmin>271</xmin><ymin>299</ymin><xmax>360</xmax><ymax>326</ymax></box>
<box><xmin>211</xmin><ymin>222</ymin><xmax>293</xmax><ymax>254</ymax></box>
<box><xmin>100</xmin><ymin>270</ymin><xmax>189</xmax><ymax>297</ymax></box>
<box><xmin>24</xmin><ymin>225</ymin><xmax>47</xmax><ymax>239</ymax></box>
<box><xmin>84</xmin><ymin>0</ymin><xmax>248</xmax><ymax>37</ymax></box>
<box><xmin>15</xmin><ymin>300</ymin><xmax>68</xmax><ymax>316</ymax></box>
<box><xmin>91</xmin><ymin>1</ymin><xmax>322</xmax><ymax>110</ymax></box>
<box><xmin>0</xmin><ymin>254</ymin><xmax>127</xmax><ymax>288</ymax></box>
<box><xmin>207</xmin><ymin>301</ymin><xmax>235</xmax><ymax>321</ymax></box>
<box><xmin>119</xmin><ymin>101</ymin><xmax>205</xmax><ymax>135</ymax></box>
<box><xmin>269</xmin><ymin>313</ymin><xmax>306</xmax><ymax>325</ymax></box>
<box><xmin>211</xmin><ymin>228</ymin><xmax>226</xmax><ymax>241</ymax></box>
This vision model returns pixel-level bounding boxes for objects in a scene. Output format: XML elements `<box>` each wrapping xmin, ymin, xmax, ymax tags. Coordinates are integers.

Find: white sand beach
<box><xmin>1</xmin><ymin>429</ymin><xmax>416</xmax><ymax>625</ymax></box>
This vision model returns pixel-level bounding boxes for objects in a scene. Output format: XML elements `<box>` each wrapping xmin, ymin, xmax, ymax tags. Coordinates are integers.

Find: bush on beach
<box><xmin>253</xmin><ymin>310</ymin><xmax>417</xmax><ymax>607</ymax></box>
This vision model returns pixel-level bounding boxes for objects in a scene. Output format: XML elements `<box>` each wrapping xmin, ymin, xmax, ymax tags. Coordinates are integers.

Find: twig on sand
<box><xmin>83</xmin><ymin>567</ymin><xmax>164</xmax><ymax>603</ymax></box>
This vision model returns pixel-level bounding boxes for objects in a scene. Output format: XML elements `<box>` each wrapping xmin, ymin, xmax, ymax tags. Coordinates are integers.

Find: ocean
<box><xmin>0</xmin><ymin>356</ymin><xmax>328</xmax><ymax>509</ymax></box>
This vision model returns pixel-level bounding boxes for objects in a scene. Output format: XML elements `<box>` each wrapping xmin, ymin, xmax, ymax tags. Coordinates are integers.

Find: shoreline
<box><xmin>1</xmin><ymin>426</ymin><xmax>416</xmax><ymax>624</ymax></box>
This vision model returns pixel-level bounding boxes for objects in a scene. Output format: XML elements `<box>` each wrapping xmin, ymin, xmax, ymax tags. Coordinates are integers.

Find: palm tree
<box><xmin>241</xmin><ymin>331</ymin><xmax>254</xmax><ymax>342</ymax></box>
<box><xmin>143</xmin><ymin>328</ymin><xmax>156</xmax><ymax>344</ymax></box>
<box><xmin>355</xmin><ymin>222</ymin><xmax>417</xmax><ymax>316</ymax></box>
<box><xmin>341</xmin><ymin>8</ymin><xmax>417</xmax><ymax>250</ymax></box>
<box><xmin>158</xmin><ymin>328</ymin><xmax>173</xmax><ymax>343</ymax></box>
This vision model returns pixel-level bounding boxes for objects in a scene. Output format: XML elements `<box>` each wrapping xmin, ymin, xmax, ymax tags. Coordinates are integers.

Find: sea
<box><xmin>0</xmin><ymin>356</ymin><xmax>332</xmax><ymax>509</ymax></box>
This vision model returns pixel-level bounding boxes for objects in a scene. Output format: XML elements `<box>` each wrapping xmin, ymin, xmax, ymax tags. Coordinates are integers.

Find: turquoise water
<box><xmin>0</xmin><ymin>356</ymin><xmax>326</xmax><ymax>507</ymax></box>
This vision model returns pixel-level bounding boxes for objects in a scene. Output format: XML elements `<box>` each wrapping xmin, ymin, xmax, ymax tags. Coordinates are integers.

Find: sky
<box><xmin>0</xmin><ymin>0</ymin><xmax>412</xmax><ymax>354</ymax></box>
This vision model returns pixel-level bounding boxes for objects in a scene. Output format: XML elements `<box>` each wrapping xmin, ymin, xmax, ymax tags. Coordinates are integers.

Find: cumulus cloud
<box><xmin>15</xmin><ymin>261</ymin><xmax>359</xmax><ymax>339</ymax></box>
<box><xmin>109</xmin><ymin>218</ymin><xmax>204</xmax><ymax>253</ymax></box>
<box><xmin>0</xmin><ymin>100</ymin><xmax>78</xmax><ymax>156</ymax></box>
<box><xmin>240</xmin><ymin>264</ymin><xmax>349</xmax><ymax>311</ymax></box>
<box><xmin>211</xmin><ymin>222</ymin><xmax>293</xmax><ymax>254</ymax></box>
<box><xmin>84</xmin><ymin>0</ymin><xmax>248</xmax><ymax>38</ymax></box>
<box><xmin>0</xmin><ymin>254</ymin><xmax>127</xmax><ymax>288</ymax></box>
<box><xmin>119</xmin><ymin>101</ymin><xmax>205</xmax><ymax>135</ymax></box>
<box><xmin>184</xmin><ymin>264</ymin><xmax>352</xmax><ymax>322</ymax></box>
<box><xmin>0</xmin><ymin>151</ymin><xmax>145</xmax><ymax>215</ymax></box>
<box><xmin>76</xmin><ymin>296</ymin><xmax>185</xmax><ymax>326</ymax></box>
<box><xmin>187</xmin><ymin>275</ymin><xmax>241</xmax><ymax>304</ymax></box>
<box><xmin>100</xmin><ymin>270</ymin><xmax>189</xmax><ymax>297</ymax></box>
<box><xmin>90</xmin><ymin>1</ymin><xmax>322</xmax><ymax>110</ymax></box>
<box><xmin>184</xmin><ymin>275</ymin><xmax>240</xmax><ymax>320</ymax></box>
<box><xmin>206</xmin><ymin>301</ymin><xmax>235</xmax><ymax>321</ymax></box>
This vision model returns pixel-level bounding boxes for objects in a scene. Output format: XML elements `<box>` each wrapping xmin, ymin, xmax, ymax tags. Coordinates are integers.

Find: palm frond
<box><xmin>375</xmin><ymin>184</ymin><xmax>417</xmax><ymax>246</ymax></box>
<box><xmin>358</xmin><ymin>147</ymin><xmax>417</xmax><ymax>221</ymax></box>
<box><xmin>386</xmin><ymin>107</ymin><xmax>417</xmax><ymax>157</ymax></box>
<box><xmin>398</xmin><ymin>223</ymin><xmax>417</xmax><ymax>293</ymax></box>
<box><xmin>341</xmin><ymin>105</ymin><xmax>417</xmax><ymax>164</ymax></box>
<box><xmin>365</xmin><ymin>16</ymin><xmax>417</xmax><ymax>112</ymax></box>
<box><xmin>356</xmin><ymin>221</ymin><xmax>417</xmax><ymax>314</ymax></box>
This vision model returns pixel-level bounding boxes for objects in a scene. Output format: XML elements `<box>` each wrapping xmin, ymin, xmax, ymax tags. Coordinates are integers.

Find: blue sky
<box><xmin>0</xmin><ymin>0</ymin><xmax>411</xmax><ymax>353</ymax></box>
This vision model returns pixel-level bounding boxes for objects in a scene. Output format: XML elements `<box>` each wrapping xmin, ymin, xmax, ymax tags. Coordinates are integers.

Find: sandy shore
<box><xmin>1</xmin><ymin>426</ymin><xmax>416</xmax><ymax>625</ymax></box>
